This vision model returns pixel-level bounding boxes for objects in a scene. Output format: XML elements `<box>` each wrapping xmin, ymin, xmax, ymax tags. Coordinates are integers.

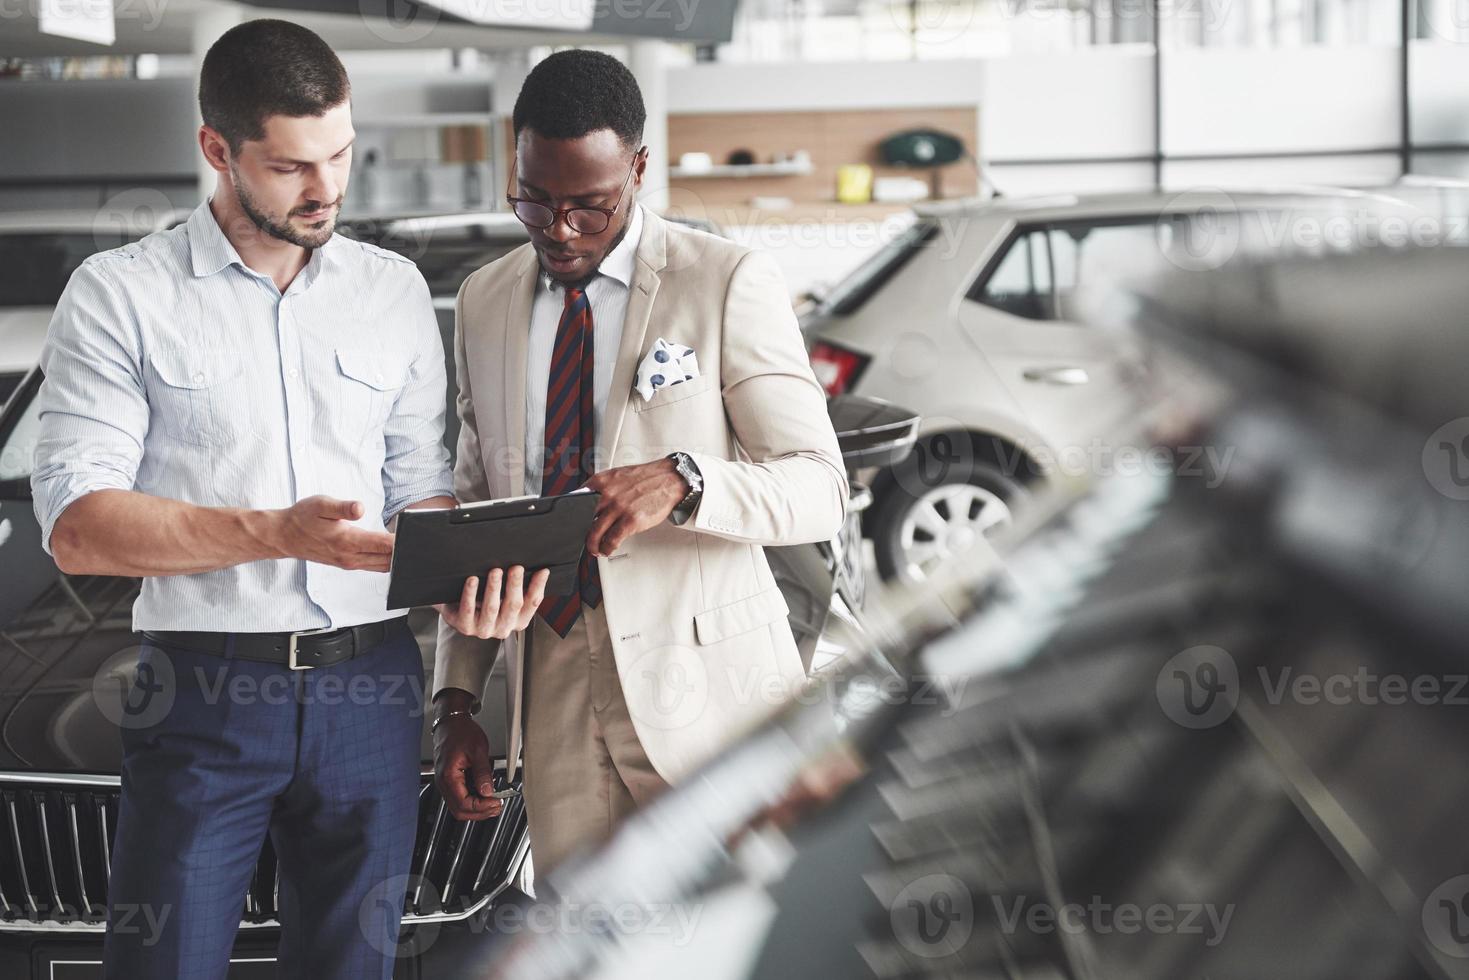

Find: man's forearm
<box><xmin>388</xmin><ymin>494</ymin><xmax>456</xmax><ymax>532</ymax></box>
<box><xmin>49</xmin><ymin>489</ymin><xmax>286</xmax><ymax>577</ymax></box>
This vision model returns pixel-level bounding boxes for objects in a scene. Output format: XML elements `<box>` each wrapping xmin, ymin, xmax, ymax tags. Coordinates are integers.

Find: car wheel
<box><xmin>871</xmin><ymin>463</ymin><xmax>1027</xmax><ymax>584</ymax></box>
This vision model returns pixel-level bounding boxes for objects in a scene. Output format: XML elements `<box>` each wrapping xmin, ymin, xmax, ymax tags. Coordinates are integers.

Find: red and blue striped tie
<box><xmin>538</xmin><ymin>285</ymin><xmax>603</xmax><ymax>637</ymax></box>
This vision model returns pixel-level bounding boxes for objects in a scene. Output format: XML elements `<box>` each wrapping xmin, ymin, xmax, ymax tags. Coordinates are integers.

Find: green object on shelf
<box><xmin>880</xmin><ymin>129</ymin><xmax>964</xmax><ymax>168</ymax></box>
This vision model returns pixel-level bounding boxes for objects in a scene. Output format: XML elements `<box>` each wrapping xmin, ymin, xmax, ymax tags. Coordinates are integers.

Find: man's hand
<box><xmin>435</xmin><ymin>566</ymin><xmax>550</xmax><ymax>639</ymax></box>
<box><xmin>271</xmin><ymin>496</ymin><xmax>395</xmax><ymax>571</ymax></box>
<box><xmin>432</xmin><ymin>691</ymin><xmax>504</xmax><ymax>821</ymax></box>
<box><xmin>583</xmin><ymin>458</ymin><xmax>689</xmax><ymax>556</ymax></box>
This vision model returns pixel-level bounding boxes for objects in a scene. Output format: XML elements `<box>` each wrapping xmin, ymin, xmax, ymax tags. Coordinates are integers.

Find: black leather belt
<box><xmin>142</xmin><ymin>617</ymin><xmax>406</xmax><ymax>670</ymax></box>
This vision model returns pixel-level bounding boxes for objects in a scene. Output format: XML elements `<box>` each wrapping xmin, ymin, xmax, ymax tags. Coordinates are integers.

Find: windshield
<box><xmin>818</xmin><ymin>218</ymin><xmax>940</xmax><ymax>318</ymax></box>
<box><xmin>0</xmin><ymin>232</ymin><xmax>135</xmax><ymax>307</ymax></box>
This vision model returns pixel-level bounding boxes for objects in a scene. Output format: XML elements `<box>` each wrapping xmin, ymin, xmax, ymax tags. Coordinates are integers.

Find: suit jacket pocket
<box><xmin>693</xmin><ymin>586</ymin><xmax>790</xmax><ymax>645</ymax></box>
<box><xmin>633</xmin><ymin>373</ymin><xmax>714</xmax><ymax>413</ymax></box>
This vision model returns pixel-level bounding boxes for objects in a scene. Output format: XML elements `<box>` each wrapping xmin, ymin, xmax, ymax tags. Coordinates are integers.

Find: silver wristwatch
<box><xmin>668</xmin><ymin>451</ymin><xmax>704</xmax><ymax>522</ymax></box>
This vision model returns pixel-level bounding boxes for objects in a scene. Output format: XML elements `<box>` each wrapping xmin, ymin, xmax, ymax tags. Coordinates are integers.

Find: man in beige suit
<box><xmin>430</xmin><ymin>50</ymin><xmax>846</xmax><ymax>875</ymax></box>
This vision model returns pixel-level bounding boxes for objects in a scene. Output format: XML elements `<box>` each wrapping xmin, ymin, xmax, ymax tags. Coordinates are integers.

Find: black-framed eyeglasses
<box><xmin>506</xmin><ymin>147</ymin><xmax>646</xmax><ymax>235</ymax></box>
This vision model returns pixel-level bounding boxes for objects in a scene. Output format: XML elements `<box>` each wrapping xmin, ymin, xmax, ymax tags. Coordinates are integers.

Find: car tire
<box><xmin>870</xmin><ymin>458</ymin><xmax>1028</xmax><ymax>584</ymax></box>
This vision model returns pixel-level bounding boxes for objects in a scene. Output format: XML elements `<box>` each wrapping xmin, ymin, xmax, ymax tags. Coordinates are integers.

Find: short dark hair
<box><xmin>512</xmin><ymin>49</ymin><xmax>645</xmax><ymax>150</ymax></box>
<box><xmin>199</xmin><ymin>19</ymin><xmax>350</xmax><ymax>152</ymax></box>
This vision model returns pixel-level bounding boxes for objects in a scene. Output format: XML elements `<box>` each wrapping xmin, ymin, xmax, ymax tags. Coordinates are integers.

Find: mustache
<box><xmin>292</xmin><ymin>198</ymin><xmax>342</xmax><ymax>217</ymax></box>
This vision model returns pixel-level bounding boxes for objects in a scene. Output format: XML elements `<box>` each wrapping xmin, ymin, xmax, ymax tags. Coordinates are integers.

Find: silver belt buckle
<box><xmin>288</xmin><ymin>625</ymin><xmax>338</xmax><ymax>670</ymax></box>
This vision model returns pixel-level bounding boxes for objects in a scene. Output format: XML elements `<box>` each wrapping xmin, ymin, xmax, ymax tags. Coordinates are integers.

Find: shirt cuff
<box><xmin>34</xmin><ymin>473</ymin><xmax>135</xmax><ymax>557</ymax></box>
<box><xmin>382</xmin><ymin>475</ymin><xmax>456</xmax><ymax>523</ymax></box>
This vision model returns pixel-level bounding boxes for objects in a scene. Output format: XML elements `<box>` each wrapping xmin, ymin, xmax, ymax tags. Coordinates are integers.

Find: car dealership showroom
<box><xmin>3</xmin><ymin>1</ymin><xmax>1469</xmax><ymax>978</ymax></box>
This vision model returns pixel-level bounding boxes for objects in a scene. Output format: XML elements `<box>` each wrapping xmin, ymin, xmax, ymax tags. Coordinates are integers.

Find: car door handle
<box><xmin>1022</xmin><ymin>366</ymin><xmax>1090</xmax><ymax>386</ymax></box>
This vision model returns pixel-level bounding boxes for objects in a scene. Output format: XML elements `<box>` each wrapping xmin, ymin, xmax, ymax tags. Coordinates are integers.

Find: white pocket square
<box><xmin>634</xmin><ymin>338</ymin><xmax>700</xmax><ymax>402</ymax></box>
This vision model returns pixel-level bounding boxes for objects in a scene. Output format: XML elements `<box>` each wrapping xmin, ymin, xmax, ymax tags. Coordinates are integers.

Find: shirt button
<box><xmin>289</xmin><ymin>368</ymin><xmax>299</xmax><ymax>379</ymax></box>
<box><xmin>375</xmin><ymin>373</ymin><xmax>383</xmax><ymax>383</ymax></box>
<box><xmin>192</xmin><ymin>372</ymin><xmax>205</xmax><ymax>383</ymax></box>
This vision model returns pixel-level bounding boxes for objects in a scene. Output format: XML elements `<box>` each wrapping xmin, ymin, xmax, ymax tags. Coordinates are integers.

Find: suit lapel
<box><xmin>599</xmin><ymin>209</ymin><xmax>668</xmax><ymax>467</ymax></box>
<box><xmin>501</xmin><ymin>247</ymin><xmax>539</xmax><ymax>498</ymax></box>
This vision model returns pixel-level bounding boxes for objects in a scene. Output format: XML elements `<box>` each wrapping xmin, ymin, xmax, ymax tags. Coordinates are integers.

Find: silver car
<box><xmin>801</xmin><ymin>188</ymin><xmax>1417</xmax><ymax>583</ymax></box>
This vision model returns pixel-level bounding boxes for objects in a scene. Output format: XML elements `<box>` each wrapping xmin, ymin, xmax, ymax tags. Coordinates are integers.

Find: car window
<box><xmin>0</xmin><ymin>233</ymin><xmax>133</xmax><ymax>307</ymax></box>
<box><xmin>0</xmin><ymin>376</ymin><xmax>40</xmax><ymax>490</ymax></box>
<box><xmin>819</xmin><ymin>219</ymin><xmax>940</xmax><ymax>317</ymax></box>
<box><xmin>976</xmin><ymin>229</ymin><xmax>1055</xmax><ymax>320</ymax></box>
<box><xmin>972</xmin><ymin>219</ymin><xmax>1166</xmax><ymax>323</ymax></box>
<box><xmin>0</xmin><ymin>372</ymin><xmax>22</xmax><ymax>406</ymax></box>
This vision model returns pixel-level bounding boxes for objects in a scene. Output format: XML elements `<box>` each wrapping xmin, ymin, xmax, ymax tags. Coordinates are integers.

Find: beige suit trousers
<box><xmin>520</xmin><ymin>602</ymin><xmax>668</xmax><ymax>876</ymax></box>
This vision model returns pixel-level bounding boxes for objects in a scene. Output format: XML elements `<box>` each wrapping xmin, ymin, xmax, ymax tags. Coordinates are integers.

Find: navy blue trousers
<box><xmin>103</xmin><ymin>619</ymin><xmax>424</xmax><ymax>979</ymax></box>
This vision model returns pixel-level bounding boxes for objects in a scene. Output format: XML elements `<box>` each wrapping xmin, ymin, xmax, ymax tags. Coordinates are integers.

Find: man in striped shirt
<box><xmin>30</xmin><ymin>20</ymin><xmax>538</xmax><ymax>980</ymax></box>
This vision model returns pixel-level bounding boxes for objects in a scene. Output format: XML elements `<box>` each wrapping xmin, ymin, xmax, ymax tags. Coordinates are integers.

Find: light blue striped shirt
<box><xmin>30</xmin><ymin>199</ymin><xmax>454</xmax><ymax>632</ymax></box>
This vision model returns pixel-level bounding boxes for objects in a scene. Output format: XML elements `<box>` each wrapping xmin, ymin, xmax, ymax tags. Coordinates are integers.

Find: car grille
<box><xmin>0</xmin><ymin>773</ymin><xmax>526</xmax><ymax>929</ymax></box>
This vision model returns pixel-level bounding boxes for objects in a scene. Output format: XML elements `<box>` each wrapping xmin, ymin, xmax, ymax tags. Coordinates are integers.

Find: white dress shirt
<box><xmin>523</xmin><ymin>202</ymin><xmax>644</xmax><ymax>495</ymax></box>
<box><xmin>31</xmin><ymin>199</ymin><xmax>454</xmax><ymax>631</ymax></box>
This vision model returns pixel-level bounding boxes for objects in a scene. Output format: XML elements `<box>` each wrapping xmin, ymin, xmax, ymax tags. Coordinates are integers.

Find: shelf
<box><xmin>669</xmin><ymin>160</ymin><xmax>813</xmax><ymax>179</ymax></box>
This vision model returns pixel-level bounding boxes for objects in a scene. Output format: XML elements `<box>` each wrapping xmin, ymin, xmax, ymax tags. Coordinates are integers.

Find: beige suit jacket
<box><xmin>432</xmin><ymin>209</ymin><xmax>847</xmax><ymax>782</ymax></box>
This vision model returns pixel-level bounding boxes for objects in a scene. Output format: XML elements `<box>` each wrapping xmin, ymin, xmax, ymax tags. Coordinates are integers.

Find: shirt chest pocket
<box><xmin>147</xmin><ymin>348</ymin><xmax>249</xmax><ymax>448</ymax></box>
<box><xmin>334</xmin><ymin>348</ymin><xmax>407</xmax><ymax>450</ymax></box>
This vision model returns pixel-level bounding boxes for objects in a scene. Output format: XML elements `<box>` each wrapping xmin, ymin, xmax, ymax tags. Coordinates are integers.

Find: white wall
<box><xmin>982</xmin><ymin>46</ymin><xmax>1155</xmax><ymax>162</ymax></box>
<box><xmin>1162</xmin><ymin>46</ymin><xmax>1401</xmax><ymax>156</ymax></box>
<box><xmin>1410</xmin><ymin>39</ymin><xmax>1469</xmax><ymax>145</ymax></box>
<box><xmin>666</xmin><ymin>58</ymin><xmax>984</xmax><ymax>112</ymax></box>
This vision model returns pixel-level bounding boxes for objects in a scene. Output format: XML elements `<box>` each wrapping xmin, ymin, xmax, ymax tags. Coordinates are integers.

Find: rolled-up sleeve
<box><xmin>31</xmin><ymin>258</ymin><xmax>148</xmax><ymax>556</ymax></box>
<box><xmin>380</xmin><ymin>267</ymin><xmax>454</xmax><ymax>523</ymax></box>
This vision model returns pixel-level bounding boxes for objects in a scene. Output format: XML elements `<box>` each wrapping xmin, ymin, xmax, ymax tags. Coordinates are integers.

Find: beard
<box><xmin>538</xmin><ymin>206</ymin><xmax>635</xmax><ymax>288</ymax></box>
<box><xmin>232</xmin><ymin>164</ymin><xmax>340</xmax><ymax>250</ymax></box>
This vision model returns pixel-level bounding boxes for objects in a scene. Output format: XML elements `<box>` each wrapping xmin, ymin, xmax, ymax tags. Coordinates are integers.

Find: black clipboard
<box><xmin>386</xmin><ymin>489</ymin><xmax>601</xmax><ymax>609</ymax></box>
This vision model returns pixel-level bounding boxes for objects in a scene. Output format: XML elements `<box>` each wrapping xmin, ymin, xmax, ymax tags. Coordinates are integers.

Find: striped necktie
<box><xmin>538</xmin><ymin>284</ymin><xmax>603</xmax><ymax>637</ymax></box>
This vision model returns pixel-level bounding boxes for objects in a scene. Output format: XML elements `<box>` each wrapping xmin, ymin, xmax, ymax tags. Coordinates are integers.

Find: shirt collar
<box><xmin>187</xmin><ymin>199</ymin><xmax>247</xmax><ymax>278</ymax></box>
<box><xmin>187</xmin><ymin>197</ymin><xmax>338</xmax><ymax>288</ymax></box>
<box><xmin>596</xmin><ymin>201</ymin><xmax>643</xmax><ymax>289</ymax></box>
